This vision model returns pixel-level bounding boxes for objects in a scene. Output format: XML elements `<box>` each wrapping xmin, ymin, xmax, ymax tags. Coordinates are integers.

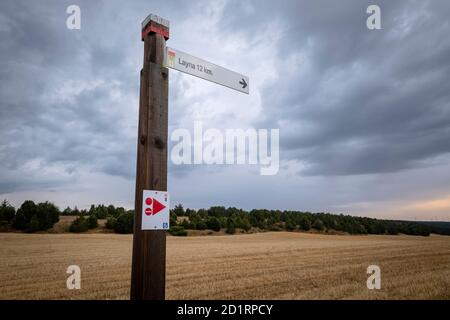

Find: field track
<box><xmin>0</xmin><ymin>232</ymin><xmax>449</xmax><ymax>299</ymax></box>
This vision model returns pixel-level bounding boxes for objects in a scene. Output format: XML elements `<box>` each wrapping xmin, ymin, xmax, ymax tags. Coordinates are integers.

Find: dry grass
<box><xmin>0</xmin><ymin>232</ymin><xmax>449</xmax><ymax>299</ymax></box>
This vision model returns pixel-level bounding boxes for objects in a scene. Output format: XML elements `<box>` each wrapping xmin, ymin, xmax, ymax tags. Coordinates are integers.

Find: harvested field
<box><xmin>0</xmin><ymin>232</ymin><xmax>449</xmax><ymax>299</ymax></box>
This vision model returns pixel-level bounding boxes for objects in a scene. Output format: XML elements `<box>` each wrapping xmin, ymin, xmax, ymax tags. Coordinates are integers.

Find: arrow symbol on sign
<box><xmin>152</xmin><ymin>198</ymin><xmax>166</xmax><ymax>215</ymax></box>
<box><xmin>239</xmin><ymin>78</ymin><xmax>247</xmax><ymax>89</ymax></box>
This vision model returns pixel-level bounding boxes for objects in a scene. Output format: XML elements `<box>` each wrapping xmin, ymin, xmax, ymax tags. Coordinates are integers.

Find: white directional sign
<box><xmin>141</xmin><ymin>190</ymin><xmax>170</xmax><ymax>230</ymax></box>
<box><xmin>165</xmin><ymin>47</ymin><xmax>249</xmax><ymax>94</ymax></box>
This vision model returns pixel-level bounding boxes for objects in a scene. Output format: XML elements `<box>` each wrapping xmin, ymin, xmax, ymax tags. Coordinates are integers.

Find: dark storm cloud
<box><xmin>1</xmin><ymin>0</ymin><xmax>450</xmax><ymax>213</ymax></box>
<box><xmin>0</xmin><ymin>0</ymin><xmax>196</xmax><ymax>193</ymax></box>
<box><xmin>0</xmin><ymin>1</ymin><xmax>122</xmax><ymax>192</ymax></box>
<box><xmin>218</xmin><ymin>0</ymin><xmax>450</xmax><ymax>175</ymax></box>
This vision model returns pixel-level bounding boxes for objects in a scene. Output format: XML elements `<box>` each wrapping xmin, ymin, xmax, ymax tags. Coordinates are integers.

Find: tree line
<box><xmin>1</xmin><ymin>199</ymin><xmax>449</xmax><ymax>236</ymax></box>
<box><xmin>168</xmin><ymin>205</ymin><xmax>449</xmax><ymax>237</ymax></box>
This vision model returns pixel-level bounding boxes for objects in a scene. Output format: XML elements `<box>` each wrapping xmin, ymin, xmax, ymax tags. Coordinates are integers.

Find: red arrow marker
<box><xmin>152</xmin><ymin>198</ymin><xmax>166</xmax><ymax>215</ymax></box>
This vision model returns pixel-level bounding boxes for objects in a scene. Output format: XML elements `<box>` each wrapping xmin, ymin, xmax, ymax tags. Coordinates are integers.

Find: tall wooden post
<box><xmin>130</xmin><ymin>15</ymin><xmax>169</xmax><ymax>300</ymax></box>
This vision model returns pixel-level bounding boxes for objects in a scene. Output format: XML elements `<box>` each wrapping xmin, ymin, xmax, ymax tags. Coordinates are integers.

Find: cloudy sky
<box><xmin>1</xmin><ymin>0</ymin><xmax>450</xmax><ymax>220</ymax></box>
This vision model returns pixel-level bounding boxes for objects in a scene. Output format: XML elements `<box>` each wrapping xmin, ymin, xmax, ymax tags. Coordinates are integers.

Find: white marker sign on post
<box><xmin>141</xmin><ymin>190</ymin><xmax>170</xmax><ymax>230</ymax></box>
<box><xmin>165</xmin><ymin>47</ymin><xmax>249</xmax><ymax>94</ymax></box>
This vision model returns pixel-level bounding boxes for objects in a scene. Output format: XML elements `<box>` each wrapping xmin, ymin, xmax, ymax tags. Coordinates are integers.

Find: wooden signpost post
<box><xmin>130</xmin><ymin>14</ymin><xmax>169</xmax><ymax>300</ymax></box>
<box><xmin>130</xmin><ymin>13</ymin><xmax>249</xmax><ymax>300</ymax></box>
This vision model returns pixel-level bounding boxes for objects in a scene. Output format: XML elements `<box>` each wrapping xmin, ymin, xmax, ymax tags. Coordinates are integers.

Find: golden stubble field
<box><xmin>0</xmin><ymin>232</ymin><xmax>449</xmax><ymax>299</ymax></box>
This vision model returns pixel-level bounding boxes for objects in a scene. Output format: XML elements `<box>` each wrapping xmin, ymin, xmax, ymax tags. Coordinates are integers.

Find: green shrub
<box><xmin>13</xmin><ymin>200</ymin><xmax>59</xmax><ymax>232</ymax></box>
<box><xmin>13</xmin><ymin>212</ymin><xmax>28</xmax><ymax>230</ymax></box>
<box><xmin>69</xmin><ymin>216</ymin><xmax>89</xmax><ymax>233</ymax></box>
<box><xmin>313</xmin><ymin>219</ymin><xmax>325</xmax><ymax>231</ymax></box>
<box><xmin>206</xmin><ymin>217</ymin><xmax>221</xmax><ymax>232</ymax></box>
<box><xmin>269</xmin><ymin>224</ymin><xmax>283</xmax><ymax>231</ymax></box>
<box><xmin>169</xmin><ymin>225</ymin><xmax>187</xmax><ymax>236</ymax></box>
<box><xmin>225</xmin><ymin>218</ymin><xmax>236</xmax><ymax>234</ymax></box>
<box><xmin>299</xmin><ymin>216</ymin><xmax>311</xmax><ymax>231</ymax></box>
<box><xmin>240</xmin><ymin>219</ymin><xmax>251</xmax><ymax>232</ymax></box>
<box><xmin>187</xmin><ymin>220</ymin><xmax>197</xmax><ymax>229</ymax></box>
<box><xmin>87</xmin><ymin>214</ymin><xmax>98</xmax><ymax>229</ymax></box>
<box><xmin>170</xmin><ymin>211</ymin><xmax>177</xmax><ymax>227</ymax></box>
<box><xmin>14</xmin><ymin>200</ymin><xmax>37</xmax><ymax>229</ymax></box>
<box><xmin>28</xmin><ymin>215</ymin><xmax>40</xmax><ymax>232</ymax></box>
<box><xmin>285</xmin><ymin>220</ymin><xmax>296</xmax><ymax>231</ymax></box>
<box><xmin>181</xmin><ymin>219</ymin><xmax>190</xmax><ymax>229</ymax></box>
<box><xmin>36</xmin><ymin>202</ymin><xmax>60</xmax><ymax>230</ymax></box>
<box><xmin>196</xmin><ymin>220</ymin><xmax>207</xmax><ymax>230</ymax></box>
<box><xmin>114</xmin><ymin>212</ymin><xmax>134</xmax><ymax>234</ymax></box>
<box><xmin>106</xmin><ymin>216</ymin><xmax>117</xmax><ymax>229</ymax></box>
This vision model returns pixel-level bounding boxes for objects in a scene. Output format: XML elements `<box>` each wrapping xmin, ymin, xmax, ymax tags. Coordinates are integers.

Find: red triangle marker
<box><xmin>152</xmin><ymin>198</ymin><xmax>166</xmax><ymax>215</ymax></box>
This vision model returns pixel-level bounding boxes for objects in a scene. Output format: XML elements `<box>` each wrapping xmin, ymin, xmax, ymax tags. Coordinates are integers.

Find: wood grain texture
<box><xmin>130</xmin><ymin>32</ymin><xmax>168</xmax><ymax>300</ymax></box>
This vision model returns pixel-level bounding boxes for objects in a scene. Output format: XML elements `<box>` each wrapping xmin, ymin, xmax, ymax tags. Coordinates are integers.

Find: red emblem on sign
<box><xmin>144</xmin><ymin>197</ymin><xmax>166</xmax><ymax>216</ymax></box>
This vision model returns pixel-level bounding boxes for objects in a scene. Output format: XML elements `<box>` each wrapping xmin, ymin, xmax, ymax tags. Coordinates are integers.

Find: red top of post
<box><xmin>141</xmin><ymin>13</ymin><xmax>170</xmax><ymax>41</ymax></box>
